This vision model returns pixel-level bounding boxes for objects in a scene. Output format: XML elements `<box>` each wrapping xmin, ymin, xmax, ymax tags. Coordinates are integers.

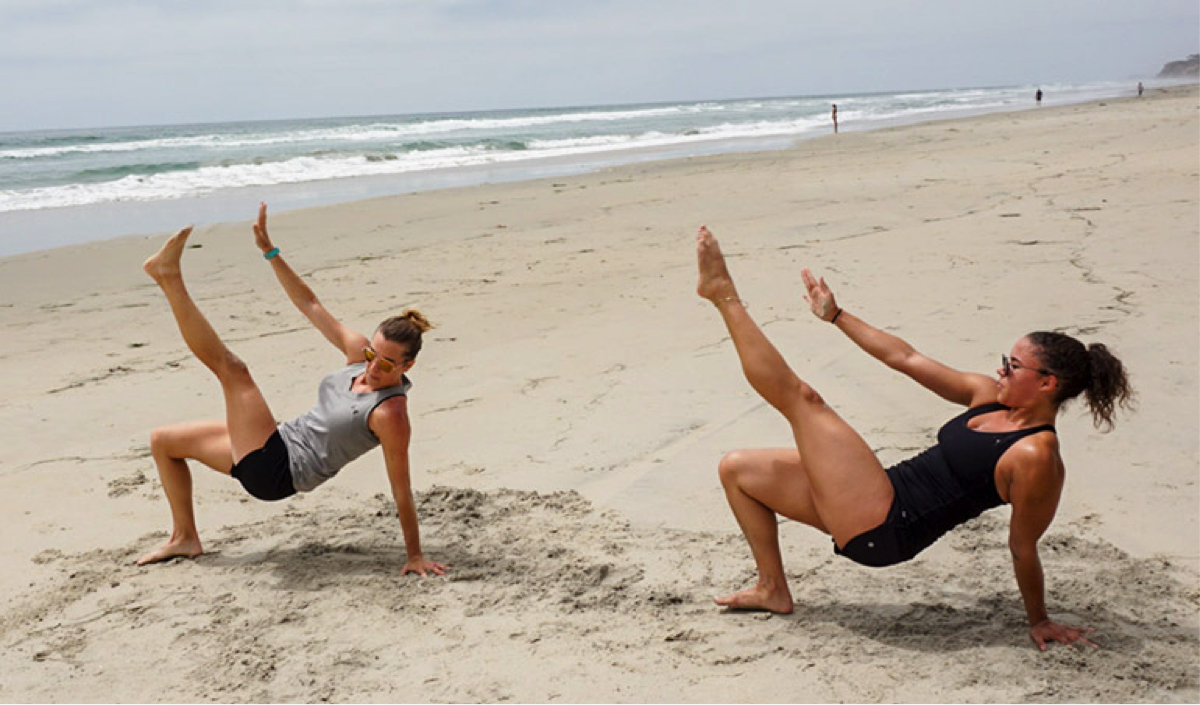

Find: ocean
<box><xmin>0</xmin><ymin>80</ymin><xmax>1147</xmax><ymax>256</ymax></box>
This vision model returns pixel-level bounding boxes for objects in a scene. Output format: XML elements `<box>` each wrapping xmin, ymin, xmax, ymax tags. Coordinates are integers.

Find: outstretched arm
<box><xmin>1004</xmin><ymin>443</ymin><xmax>1095</xmax><ymax>650</ymax></box>
<box><xmin>372</xmin><ymin>397</ymin><xmax>446</xmax><ymax>577</ymax></box>
<box><xmin>254</xmin><ymin>203</ymin><xmax>368</xmax><ymax>362</ymax></box>
<box><xmin>801</xmin><ymin>268</ymin><xmax>995</xmax><ymax>407</ymax></box>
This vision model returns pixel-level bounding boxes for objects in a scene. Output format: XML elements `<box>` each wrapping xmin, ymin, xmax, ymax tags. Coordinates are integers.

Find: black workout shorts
<box><xmin>230</xmin><ymin>430</ymin><xmax>296</xmax><ymax>501</ymax></box>
<box><xmin>833</xmin><ymin>495</ymin><xmax>916</xmax><ymax>568</ymax></box>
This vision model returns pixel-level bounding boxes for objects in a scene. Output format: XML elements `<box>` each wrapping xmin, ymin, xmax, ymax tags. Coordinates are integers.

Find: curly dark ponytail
<box><xmin>1027</xmin><ymin>331</ymin><xmax>1133</xmax><ymax>431</ymax></box>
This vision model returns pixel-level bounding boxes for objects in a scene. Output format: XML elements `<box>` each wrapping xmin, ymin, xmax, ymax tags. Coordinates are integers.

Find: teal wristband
<box><xmin>263</xmin><ymin>247</ymin><xmax>280</xmax><ymax>260</ymax></box>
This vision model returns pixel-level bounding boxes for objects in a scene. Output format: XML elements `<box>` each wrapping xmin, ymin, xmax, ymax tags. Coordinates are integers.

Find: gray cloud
<box><xmin>1</xmin><ymin>0</ymin><xmax>1196</xmax><ymax>130</ymax></box>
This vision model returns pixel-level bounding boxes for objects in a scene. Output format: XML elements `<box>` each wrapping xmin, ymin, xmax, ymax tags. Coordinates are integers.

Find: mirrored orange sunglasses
<box><xmin>363</xmin><ymin>345</ymin><xmax>397</xmax><ymax>374</ymax></box>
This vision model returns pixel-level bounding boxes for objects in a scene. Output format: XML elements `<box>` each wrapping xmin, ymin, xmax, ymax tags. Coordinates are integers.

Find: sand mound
<box><xmin>2</xmin><ymin>487</ymin><xmax>1195</xmax><ymax>702</ymax></box>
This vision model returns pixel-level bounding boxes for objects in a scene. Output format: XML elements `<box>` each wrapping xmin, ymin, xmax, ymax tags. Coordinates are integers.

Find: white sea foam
<box><xmin>0</xmin><ymin>131</ymin><xmax>743</xmax><ymax>211</ymax></box>
<box><xmin>0</xmin><ymin>105</ymin><xmax>709</xmax><ymax>160</ymax></box>
<box><xmin>0</xmin><ymin>117</ymin><xmax>837</xmax><ymax>212</ymax></box>
<box><xmin>0</xmin><ymin>81</ymin><xmax>1140</xmax><ymax>216</ymax></box>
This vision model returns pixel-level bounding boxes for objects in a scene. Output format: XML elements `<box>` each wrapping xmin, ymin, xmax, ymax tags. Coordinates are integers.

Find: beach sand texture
<box><xmin>0</xmin><ymin>86</ymin><xmax>1196</xmax><ymax>702</ymax></box>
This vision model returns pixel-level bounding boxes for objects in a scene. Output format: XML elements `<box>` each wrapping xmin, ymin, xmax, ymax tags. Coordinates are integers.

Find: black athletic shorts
<box><xmin>833</xmin><ymin>495</ymin><xmax>915</xmax><ymax>568</ymax></box>
<box><xmin>230</xmin><ymin>430</ymin><xmax>296</xmax><ymax>501</ymax></box>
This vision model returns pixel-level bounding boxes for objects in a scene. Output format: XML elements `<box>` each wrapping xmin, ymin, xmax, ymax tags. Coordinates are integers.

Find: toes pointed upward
<box><xmin>695</xmin><ymin>226</ymin><xmax>738</xmax><ymax>303</ymax></box>
<box><xmin>143</xmin><ymin>226</ymin><xmax>194</xmax><ymax>280</ymax></box>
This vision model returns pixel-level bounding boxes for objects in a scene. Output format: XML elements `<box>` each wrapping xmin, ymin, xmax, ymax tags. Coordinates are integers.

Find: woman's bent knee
<box><xmin>150</xmin><ymin>421</ymin><xmax>227</xmax><ymax>462</ymax></box>
<box><xmin>150</xmin><ymin>424</ymin><xmax>190</xmax><ymax>457</ymax></box>
<box><xmin>149</xmin><ymin>426</ymin><xmax>169</xmax><ymax>453</ymax></box>
<box><xmin>718</xmin><ymin>449</ymin><xmax>755</xmax><ymax>486</ymax></box>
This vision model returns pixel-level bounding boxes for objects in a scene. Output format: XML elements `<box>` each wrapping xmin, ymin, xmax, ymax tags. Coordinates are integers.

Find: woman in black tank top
<box><xmin>696</xmin><ymin>226</ymin><xmax>1132</xmax><ymax>650</ymax></box>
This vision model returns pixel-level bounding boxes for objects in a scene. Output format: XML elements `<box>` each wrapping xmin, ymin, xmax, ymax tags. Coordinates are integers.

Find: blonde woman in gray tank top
<box><xmin>138</xmin><ymin>203</ymin><xmax>446</xmax><ymax>578</ymax></box>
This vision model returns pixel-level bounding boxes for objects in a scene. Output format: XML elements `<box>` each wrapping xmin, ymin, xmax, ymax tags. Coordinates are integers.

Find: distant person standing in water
<box><xmin>1137</xmin><ymin>82</ymin><xmax>1144</xmax><ymax>97</ymax></box>
<box><xmin>1035</xmin><ymin>88</ymin><xmax>1043</xmax><ymax>105</ymax></box>
<box><xmin>831</xmin><ymin>103</ymin><xmax>839</xmax><ymax>134</ymax></box>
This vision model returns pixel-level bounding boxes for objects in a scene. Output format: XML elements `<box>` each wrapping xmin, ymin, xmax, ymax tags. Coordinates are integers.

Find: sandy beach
<box><xmin>0</xmin><ymin>85</ymin><xmax>1196</xmax><ymax>702</ymax></box>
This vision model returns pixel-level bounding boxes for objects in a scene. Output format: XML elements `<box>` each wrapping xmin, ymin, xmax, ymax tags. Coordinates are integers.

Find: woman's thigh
<box><xmin>781</xmin><ymin>390</ymin><xmax>894</xmax><ymax>545</ymax></box>
<box><xmin>153</xmin><ymin>420</ymin><xmax>235</xmax><ymax>474</ymax></box>
<box><xmin>216</xmin><ymin>362</ymin><xmax>279</xmax><ymax>464</ymax></box>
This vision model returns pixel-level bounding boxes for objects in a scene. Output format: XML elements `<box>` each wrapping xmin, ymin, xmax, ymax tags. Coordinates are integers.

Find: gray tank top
<box><xmin>278</xmin><ymin>362</ymin><xmax>411</xmax><ymax>492</ymax></box>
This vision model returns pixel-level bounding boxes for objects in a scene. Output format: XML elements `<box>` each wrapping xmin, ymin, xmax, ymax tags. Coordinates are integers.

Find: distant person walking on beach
<box><xmin>831</xmin><ymin>103</ymin><xmax>839</xmax><ymax>133</ymax></box>
<box><xmin>694</xmin><ymin>226</ymin><xmax>1131</xmax><ymax>650</ymax></box>
<box><xmin>1035</xmin><ymin>88</ymin><xmax>1043</xmax><ymax>105</ymax></box>
<box><xmin>1138</xmin><ymin>81</ymin><xmax>1144</xmax><ymax>97</ymax></box>
<box><xmin>137</xmin><ymin>204</ymin><xmax>446</xmax><ymax>577</ymax></box>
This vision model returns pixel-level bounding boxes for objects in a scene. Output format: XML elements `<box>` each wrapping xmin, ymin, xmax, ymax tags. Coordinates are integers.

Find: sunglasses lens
<box><xmin>364</xmin><ymin>346</ymin><xmax>394</xmax><ymax>373</ymax></box>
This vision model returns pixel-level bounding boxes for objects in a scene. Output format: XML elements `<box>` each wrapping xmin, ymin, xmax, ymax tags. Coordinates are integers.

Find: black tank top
<box><xmin>887</xmin><ymin>402</ymin><xmax>1056</xmax><ymax>555</ymax></box>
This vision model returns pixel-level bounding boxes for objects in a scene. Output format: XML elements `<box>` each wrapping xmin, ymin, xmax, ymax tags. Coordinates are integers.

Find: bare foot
<box><xmin>695</xmin><ymin>226</ymin><xmax>740</xmax><ymax>304</ymax></box>
<box><xmin>714</xmin><ymin>584</ymin><xmax>794</xmax><ymax>614</ymax></box>
<box><xmin>136</xmin><ymin>536</ymin><xmax>203</xmax><ymax>566</ymax></box>
<box><xmin>143</xmin><ymin>226</ymin><xmax>193</xmax><ymax>282</ymax></box>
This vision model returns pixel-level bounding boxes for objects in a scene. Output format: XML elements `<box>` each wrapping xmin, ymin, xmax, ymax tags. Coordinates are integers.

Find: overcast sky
<box><xmin>1</xmin><ymin>0</ymin><xmax>1196</xmax><ymax>132</ymax></box>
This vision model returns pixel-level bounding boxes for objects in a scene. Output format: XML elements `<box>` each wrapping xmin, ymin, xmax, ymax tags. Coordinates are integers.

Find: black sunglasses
<box><xmin>1001</xmin><ymin>354</ymin><xmax>1052</xmax><ymax>377</ymax></box>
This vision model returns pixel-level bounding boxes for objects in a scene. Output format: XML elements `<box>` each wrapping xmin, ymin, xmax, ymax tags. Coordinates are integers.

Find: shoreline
<box><xmin>2</xmin><ymin>82</ymin><xmax>1180</xmax><ymax>259</ymax></box>
<box><xmin>0</xmin><ymin>83</ymin><xmax>1195</xmax><ymax>702</ymax></box>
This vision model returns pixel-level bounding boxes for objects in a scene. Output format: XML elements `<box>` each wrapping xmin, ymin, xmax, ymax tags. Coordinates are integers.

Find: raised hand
<box><xmin>800</xmin><ymin>268</ymin><xmax>839</xmax><ymax>321</ymax></box>
<box><xmin>253</xmin><ymin>202</ymin><xmax>274</xmax><ymax>254</ymax></box>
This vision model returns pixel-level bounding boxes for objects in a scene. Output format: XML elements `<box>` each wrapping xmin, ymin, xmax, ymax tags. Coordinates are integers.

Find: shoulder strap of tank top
<box><xmin>969</xmin><ymin>402</ymin><xmax>1056</xmax><ymax>435</ymax></box>
<box><xmin>366</xmin><ymin>375</ymin><xmax>411</xmax><ymax>410</ymax></box>
<box><xmin>965</xmin><ymin>401</ymin><xmax>1007</xmax><ymax>417</ymax></box>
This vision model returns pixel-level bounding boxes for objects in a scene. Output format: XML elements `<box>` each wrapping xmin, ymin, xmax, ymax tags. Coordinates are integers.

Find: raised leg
<box><xmin>697</xmin><ymin>227</ymin><xmax>896</xmax><ymax>610</ymax></box>
<box><xmin>137</xmin><ymin>227</ymin><xmax>280</xmax><ymax>565</ymax></box>
<box><xmin>136</xmin><ymin>421</ymin><xmax>232</xmax><ymax>565</ymax></box>
<box><xmin>143</xmin><ymin>227</ymin><xmax>278</xmax><ymax>461</ymax></box>
<box><xmin>696</xmin><ymin>226</ymin><xmax>892</xmax><ymax>544</ymax></box>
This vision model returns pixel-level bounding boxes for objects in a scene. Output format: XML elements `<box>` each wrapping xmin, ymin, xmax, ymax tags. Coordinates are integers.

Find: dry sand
<box><xmin>0</xmin><ymin>85</ymin><xmax>1197</xmax><ymax>702</ymax></box>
